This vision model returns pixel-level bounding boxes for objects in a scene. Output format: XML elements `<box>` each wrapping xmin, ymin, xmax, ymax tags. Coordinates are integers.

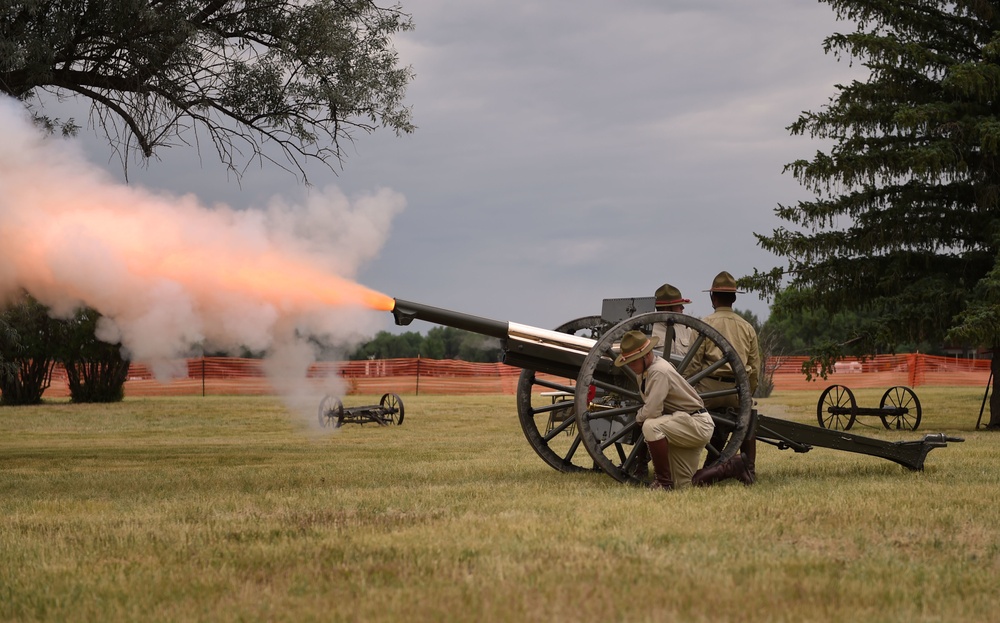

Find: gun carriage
<box><xmin>318</xmin><ymin>393</ymin><xmax>404</xmax><ymax>428</ymax></box>
<box><xmin>390</xmin><ymin>298</ymin><xmax>960</xmax><ymax>485</ymax></box>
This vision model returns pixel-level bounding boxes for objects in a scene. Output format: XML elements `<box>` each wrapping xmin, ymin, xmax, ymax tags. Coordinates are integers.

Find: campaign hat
<box><xmin>614</xmin><ymin>331</ymin><xmax>659</xmax><ymax>367</ymax></box>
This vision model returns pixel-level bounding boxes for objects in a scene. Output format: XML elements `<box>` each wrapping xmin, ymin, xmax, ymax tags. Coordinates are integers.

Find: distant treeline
<box><xmin>348</xmin><ymin>326</ymin><xmax>503</xmax><ymax>362</ymax></box>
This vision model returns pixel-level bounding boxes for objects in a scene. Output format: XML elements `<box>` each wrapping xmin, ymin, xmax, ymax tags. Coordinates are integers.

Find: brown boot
<box><xmin>702</xmin><ymin>428</ymin><xmax>728</xmax><ymax>469</ymax></box>
<box><xmin>630</xmin><ymin>442</ymin><xmax>649</xmax><ymax>479</ymax></box>
<box><xmin>645</xmin><ymin>438</ymin><xmax>674</xmax><ymax>490</ymax></box>
<box><xmin>741</xmin><ymin>426</ymin><xmax>757</xmax><ymax>483</ymax></box>
<box><xmin>692</xmin><ymin>452</ymin><xmax>753</xmax><ymax>487</ymax></box>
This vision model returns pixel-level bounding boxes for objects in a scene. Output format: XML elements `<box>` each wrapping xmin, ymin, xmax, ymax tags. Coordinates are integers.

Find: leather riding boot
<box><xmin>703</xmin><ymin>428</ymin><xmax>727</xmax><ymax>469</ymax></box>
<box><xmin>740</xmin><ymin>426</ymin><xmax>757</xmax><ymax>483</ymax></box>
<box><xmin>691</xmin><ymin>452</ymin><xmax>753</xmax><ymax>487</ymax></box>
<box><xmin>645</xmin><ymin>438</ymin><xmax>674</xmax><ymax>490</ymax></box>
<box><xmin>631</xmin><ymin>442</ymin><xmax>650</xmax><ymax>479</ymax></box>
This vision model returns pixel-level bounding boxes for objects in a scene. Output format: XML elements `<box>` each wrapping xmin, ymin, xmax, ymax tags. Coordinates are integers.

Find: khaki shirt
<box><xmin>635</xmin><ymin>356</ymin><xmax>705</xmax><ymax>423</ymax></box>
<box><xmin>651</xmin><ymin>322</ymin><xmax>695</xmax><ymax>358</ymax></box>
<box><xmin>689</xmin><ymin>306</ymin><xmax>759</xmax><ymax>394</ymax></box>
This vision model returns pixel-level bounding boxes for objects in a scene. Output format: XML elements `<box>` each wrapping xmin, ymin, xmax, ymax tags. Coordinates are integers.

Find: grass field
<box><xmin>1</xmin><ymin>388</ymin><xmax>998</xmax><ymax>622</ymax></box>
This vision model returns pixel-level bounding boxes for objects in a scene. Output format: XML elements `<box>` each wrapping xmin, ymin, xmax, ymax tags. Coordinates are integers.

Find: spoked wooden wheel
<box><xmin>879</xmin><ymin>386</ymin><xmax>921</xmax><ymax>431</ymax></box>
<box><xmin>573</xmin><ymin>312</ymin><xmax>754</xmax><ymax>485</ymax></box>
<box><xmin>516</xmin><ymin>316</ymin><xmax>606</xmax><ymax>472</ymax></box>
<box><xmin>379</xmin><ymin>393</ymin><xmax>405</xmax><ymax>426</ymax></box>
<box><xmin>318</xmin><ymin>395</ymin><xmax>345</xmax><ymax>428</ymax></box>
<box><xmin>816</xmin><ymin>384</ymin><xmax>856</xmax><ymax>430</ymax></box>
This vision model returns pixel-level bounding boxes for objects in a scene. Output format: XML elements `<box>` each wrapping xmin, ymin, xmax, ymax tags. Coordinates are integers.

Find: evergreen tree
<box><xmin>749</xmin><ymin>0</ymin><xmax>1000</xmax><ymax>427</ymax></box>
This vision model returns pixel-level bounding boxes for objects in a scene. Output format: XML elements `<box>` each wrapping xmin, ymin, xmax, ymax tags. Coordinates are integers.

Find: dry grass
<box><xmin>1</xmin><ymin>388</ymin><xmax>998</xmax><ymax>622</ymax></box>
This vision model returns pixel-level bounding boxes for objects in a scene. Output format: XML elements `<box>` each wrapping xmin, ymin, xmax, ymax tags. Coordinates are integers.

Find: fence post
<box><xmin>202</xmin><ymin>357</ymin><xmax>206</xmax><ymax>397</ymax></box>
<box><xmin>416</xmin><ymin>353</ymin><xmax>420</xmax><ymax>396</ymax></box>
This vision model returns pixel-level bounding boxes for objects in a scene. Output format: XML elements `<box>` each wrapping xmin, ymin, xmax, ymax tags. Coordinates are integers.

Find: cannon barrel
<box><xmin>392</xmin><ymin>298</ymin><xmax>509</xmax><ymax>340</ymax></box>
<box><xmin>391</xmin><ymin>298</ymin><xmax>602</xmax><ymax>379</ymax></box>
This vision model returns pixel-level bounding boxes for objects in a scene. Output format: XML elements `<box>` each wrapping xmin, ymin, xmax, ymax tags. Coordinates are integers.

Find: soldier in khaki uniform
<box><xmin>614</xmin><ymin>331</ymin><xmax>714</xmax><ymax>490</ymax></box>
<box><xmin>689</xmin><ymin>271</ymin><xmax>759</xmax><ymax>486</ymax></box>
<box><xmin>650</xmin><ymin>283</ymin><xmax>695</xmax><ymax>358</ymax></box>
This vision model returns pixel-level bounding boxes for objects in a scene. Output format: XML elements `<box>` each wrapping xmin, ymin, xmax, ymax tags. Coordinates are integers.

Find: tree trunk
<box><xmin>66</xmin><ymin>352</ymin><xmax>130</xmax><ymax>403</ymax></box>
<box><xmin>990</xmin><ymin>349</ymin><xmax>1000</xmax><ymax>429</ymax></box>
<box><xmin>0</xmin><ymin>358</ymin><xmax>54</xmax><ymax>405</ymax></box>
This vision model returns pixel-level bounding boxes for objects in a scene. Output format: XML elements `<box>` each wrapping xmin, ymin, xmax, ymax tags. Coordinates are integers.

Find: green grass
<box><xmin>1</xmin><ymin>389</ymin><xmax>997</xmax><ymax>622</ymax></box>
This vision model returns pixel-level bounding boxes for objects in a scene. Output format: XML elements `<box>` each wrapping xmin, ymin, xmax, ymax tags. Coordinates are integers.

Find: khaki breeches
<box><xmin>642</xmin><ymin>411</ymin><xmax>715</xmax><ymax>488</ymax></box>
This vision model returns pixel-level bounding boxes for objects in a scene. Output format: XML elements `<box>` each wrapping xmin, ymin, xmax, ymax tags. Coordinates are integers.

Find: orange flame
<box><xmin>152</xmin><ymin>250</ymin><xmax>395</xmax><ymax>312</ymax></box>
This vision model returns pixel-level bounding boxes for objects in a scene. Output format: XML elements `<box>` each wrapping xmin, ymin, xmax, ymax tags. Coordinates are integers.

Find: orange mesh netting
<box><xmin>39</xmin><ymin>353</ymin><xmax>991</xmax><ymax>398</ymax></box>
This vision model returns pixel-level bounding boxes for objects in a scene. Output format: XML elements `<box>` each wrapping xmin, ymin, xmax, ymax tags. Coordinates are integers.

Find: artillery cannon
<box><xmin>391</xmin><ymin>298</ymin><xmax>961</xmax><ymax>485</ymax></box>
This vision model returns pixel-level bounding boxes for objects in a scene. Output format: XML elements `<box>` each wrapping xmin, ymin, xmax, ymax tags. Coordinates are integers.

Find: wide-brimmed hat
<box><xmin>654</xmin><ymin>283</ymin><xmax>691</xmax><ymax>308</ymax></box>
<box><xmin>614</xmin><ymin>331</ymin><xmax>659</xmax><ymax>367</ymax></box>
<box><xmin>705</xmin><ymin>271</ymin><xmax>745</xmax><ymax>293</ymax></box>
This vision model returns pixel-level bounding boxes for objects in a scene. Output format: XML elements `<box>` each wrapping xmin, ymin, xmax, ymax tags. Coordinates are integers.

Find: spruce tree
<box><xmin>749</xmin><ymin>0</ymin><xmax>1000</xmax><ymax>427</ymax></box>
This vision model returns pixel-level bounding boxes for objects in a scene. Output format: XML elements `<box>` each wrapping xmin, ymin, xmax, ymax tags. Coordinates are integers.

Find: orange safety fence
<box><xmin>767</xmin><ymin>353</ymin><xmax>991</xmax><ymax>391</ymax></box>
<box><xmin>38</xmin><ymin>353</ymin><xmax>992</xmax><ymax>398</ymax></box>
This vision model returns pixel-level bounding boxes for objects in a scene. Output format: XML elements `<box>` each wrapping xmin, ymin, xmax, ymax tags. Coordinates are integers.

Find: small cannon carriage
<box><xmin>318</xmin><ymin>393</ymin><xmax>404</xmax><ymax>428</ymax></box>
<box><xmin>817</xmin><ymin>384</ymin><xmax>922</xmax><ymax>431</ymax></box>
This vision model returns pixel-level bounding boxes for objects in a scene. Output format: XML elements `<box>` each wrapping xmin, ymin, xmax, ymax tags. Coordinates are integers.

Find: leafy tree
<box><xmin>747</xmin><ymin>1</ymin><xmax>1000</xmax><ymax>427</ymax></box>
<box><xmin>349</xmin><ymin>330</ymin><xmax>422</xmax><ymax>359</ymax></box>
<box><xmin>0</xmin><ymin>314</ymin><xmax>20</xmax><ymax>384</ymax></box>
<box><xmin>62</xmin><ymin>307</ymin><xmax>130</xmax><ymax>403</ymax></box>
<box><xmin>422</xmin><ymin>327</ymin><xmax>502</xmax><ymax>362</ymax></box>
<box><xmin>422</xmin><ymin>326</ymin><xmax>463</xmax><ymax>359</ymax></box>
<box><xmin>0</xmin><ymin>292</ymin><xmax>65</xmax><ymax>405</ymax></box>
<box><xmin>347</xmin><ymin>328</ymin><xmax>502</xmax><ymax>362</ymax></box>
<box><xmin>1</xmin><ymin>0</ymin><xmax>415</xmax><ymax>179</ymax></box>
<box><xmin>456</xmin><ymin>333</ymin><xmax>501</xmax><ymax>363</ymax></box>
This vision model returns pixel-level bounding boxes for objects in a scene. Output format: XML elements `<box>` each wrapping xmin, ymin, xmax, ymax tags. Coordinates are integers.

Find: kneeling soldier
<box><xmin>614</xmin><ymin>330</ymin><xmax>715</xmax><ymax>490</ymax></box>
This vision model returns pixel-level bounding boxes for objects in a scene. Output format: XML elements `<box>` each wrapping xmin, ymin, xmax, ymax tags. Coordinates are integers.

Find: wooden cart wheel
<box><xmin>573</xmin><ymin>312</ymin><xmax>754</xmax><ymax>486</ymax></box>
<box><xmin>879</xmin><ymin>386</ymin><xmax>921</xmax><ymax>431</ymax></box>
<box><xmin>816</xmin><ymin>385</ymin><xmax>857</xmax><ymax>430</ymax></box>
<box><xmin>380</xmin><ymin>392</ymin><xmax>405</xmax><ymax>426</ymax></box>
<box><xmin>318</xmin><ymin>395</ymin><xmax>345</xmax><ymax>428</ymax></box>
<box><xmin>516</xmin><ymin>315</ymin><xmax>606</xmax><ymax>473</ymax></box>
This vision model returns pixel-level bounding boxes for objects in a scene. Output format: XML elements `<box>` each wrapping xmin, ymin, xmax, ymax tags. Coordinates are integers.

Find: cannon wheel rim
<box><xmin>380</xmin><ymin>392</ymin><xmax>405</xmax><ymax>425</ymax></box>
<box><xmin>816</xmin><ymin>384</ymin><xmax>856</xmax><ymax>430</ymax></box>
<box><xmin>318</xmin><ymin>395</ymin><xmax>344</xmax><ymax>428</ymax></box>
<box><xmin>573</xmin><ymin>312</ymin><xmax>753</xmax><ymax>486</ymax></box>
<box><xmin>879</xmin><ymin>385</ymin><xmax>921</xmax><ymax>431</ymax></box>
<box><xmin>516</xmin><ymin>315</ymin><xmax>606</xmax><ymax>473</ymax></box>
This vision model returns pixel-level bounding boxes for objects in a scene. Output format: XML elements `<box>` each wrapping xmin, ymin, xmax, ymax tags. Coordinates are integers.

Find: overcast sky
<box><xmin>64</xmin><ymin>0</ymin><xmax>863</xmax><ymax>336</ymax></box>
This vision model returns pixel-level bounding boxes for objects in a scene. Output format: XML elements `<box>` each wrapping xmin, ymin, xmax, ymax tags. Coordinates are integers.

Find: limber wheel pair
<box><xmin>816</xmin><ymin>384</ymin><xmax>921</xmax><ymax>431</ymax></box>
<box><xmin>516</xmin><ymin>312</ymin><xmax>754</xmax><ymax>485</ymax></box>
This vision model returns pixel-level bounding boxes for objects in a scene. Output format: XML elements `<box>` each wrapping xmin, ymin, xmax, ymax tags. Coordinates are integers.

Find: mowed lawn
<box><xmin>1</xmin><ymin>388</ymin><xmax>998</xmax><ymax>622</ymax></box>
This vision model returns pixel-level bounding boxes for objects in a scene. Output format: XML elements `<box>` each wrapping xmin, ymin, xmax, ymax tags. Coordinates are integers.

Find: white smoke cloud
<box><xmin>0</xmin><ymin>96</ymin><xmax>404</xmax><ymax>418</ymax></box>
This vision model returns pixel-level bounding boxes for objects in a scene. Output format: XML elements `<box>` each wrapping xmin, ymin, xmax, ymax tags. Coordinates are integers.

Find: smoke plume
<box><xmin>0</xmin><ymin>97</ymin><xmax>404</xmax><ymax>414</ymax></box>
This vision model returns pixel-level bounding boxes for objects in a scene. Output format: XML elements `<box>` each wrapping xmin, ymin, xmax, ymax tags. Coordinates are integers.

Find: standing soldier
<box><xmin>651</xmin><ymin>283</ymin><xmax>695</xmax><ymax>358</ymax></box>
<box><xmin>689</xmin><ymin>271</ymin><xmax>759</xmax><ymax>486</ymax></box>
